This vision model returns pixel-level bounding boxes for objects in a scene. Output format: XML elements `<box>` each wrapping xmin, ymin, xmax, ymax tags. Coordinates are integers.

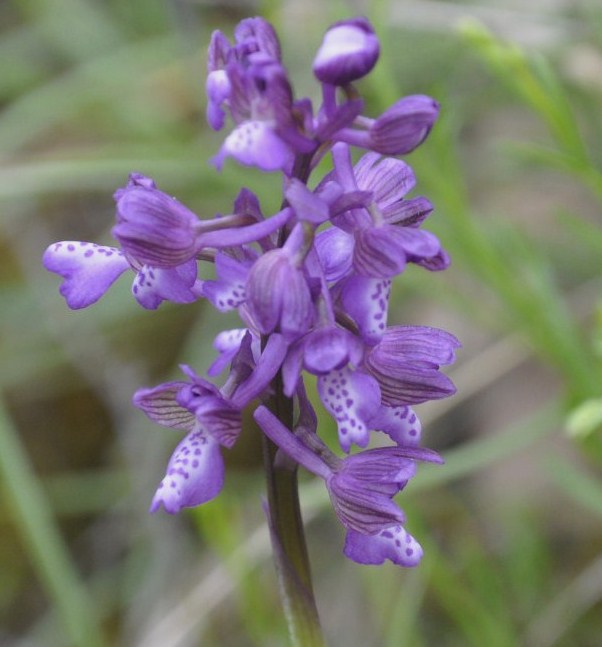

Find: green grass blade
<box><xmin>0</xmin><ymin>396</ymin><xmax>107</xmax><ymax>647</ymax></box>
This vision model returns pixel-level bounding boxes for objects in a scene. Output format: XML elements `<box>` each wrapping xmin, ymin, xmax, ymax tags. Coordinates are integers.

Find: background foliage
<box><xmin>1</xmin><ymin>0</ymin><xmax>602</xmax><ymax>645</ymax></box>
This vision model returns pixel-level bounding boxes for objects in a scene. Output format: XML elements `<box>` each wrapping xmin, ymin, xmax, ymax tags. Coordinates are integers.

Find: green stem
<box><xmin>263</xmin><ymin>377</ymin><xmax>326</xmax><ymax>647</ymax></box>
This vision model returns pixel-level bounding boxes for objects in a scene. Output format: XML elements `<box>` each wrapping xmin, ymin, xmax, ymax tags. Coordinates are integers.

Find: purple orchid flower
<box><xmin>310</xmin><ymin>144</ymin><xmax>446</xmax><ymax>344</ymax></box>
<box><xmin>134</xmin><ymin>365</ymin><xmax>242</xmax><ymax>513</ymax></box>
<box><xmin>212</xmin><ymin>61</ymin><xmax>312</xmax><ymax>173</ymax></box>
<box><xmin>112</xmin><ymin>173</ymin><xmax>201</xmax><ymax>268</ymax></box>
<box><xmin>42</xmin><ymin>240</ymin><xmax>199</xmax><ymax>310</ymax></box>
<box><xmin>42</xmin><ymin>173</ymin><xmax>204</xmax><ymax>309</ymax></box>
<box><xmin>333</xmin><ymin>94</ymin><xmax>440</xmax><ymax>155</ymax></box>
<box><xmin>206</xmin><ymin>17</ymin><xmax>282</xmax><ymax>131</ymax></box>
<box><xmin>254</xmin><ymin>404</ymin><xmax>442</xmax><ymax>567</ymax></box>
<box><xmin>330</xmin><ymin>143</ymin><xmax>445</xmax><ymax>277</ymax></box>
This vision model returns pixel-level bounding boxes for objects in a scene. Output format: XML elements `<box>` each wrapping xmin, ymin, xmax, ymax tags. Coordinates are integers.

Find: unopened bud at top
<box><xmin>313</xmin><ymin>17</ymin><xmax>379</xmax><ymax>85</ymax></box>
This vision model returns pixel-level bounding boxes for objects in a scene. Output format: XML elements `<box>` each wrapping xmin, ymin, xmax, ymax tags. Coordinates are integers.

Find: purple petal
<box><xmin>328</xmin><ymin>476</ymin><xmax>406</xmax><ymax>534</ymax></box>
<box><xmin>382</xmin><ymin>196</ymin><xmax>433</xmax><ymax>227</ymax></box>
<box><xmin>43</xmin><ymin>241</ymin><xmax>129</xmax><ymax>309</ymax></box>
<box><xmin>150</xmin><ymin>426</ymin><xmax>225</xmax><ymax>513</ymax></box>
<box><xmin>192</xmin><ymin>397</ymin><xmax>242</xmax><ymax>448</ymax></box>
<box><xmin>245</xmin><ymin>249</ymin><xmax>314</xmax><ymax>340</ymax></box>
<box><xmin>370</xmin><ymin>95</ymin><xmax>439</xmax><ymax>155</ymax></box>
<box><xmin>365</xmin><ymin>326</ymin><xmax>459</xmax><ymax>406</ymax></box>
<box><xmin>234</xmin><ymin>17</ymin><xmax>281</xmax><ymax>63</ymax></box>
<box><xmin>353</xmin><ymin>153</ymin><xmax>416</xmax><ymax>206</ymax></box>
<box><xmin>353</xmin><ymin>226</ymin><xmax>408</xmax><ymax>277</ymax></box>
<box><xmin>133</xmin><ymin>381</ymin><xmax>195</xmax><ymax>431</ymax></box>
<box><xmin>369</xmin><ymin>405</ymin><xmax>422</xmax><ymax>446</ymax></box>
<box><xmin>375</xmin><ymin>326</ymin><xmax>460</xmax><ymax>365</ymax></box>
<box><xmin>313</xmin><ymin>17</ymin><xmax>379</xmax><ymax>85</ymax></box>
<box><xmin>213</xmin><ymin>120</ymin><xmax>293</xmax><ymax>172</ymax></box>
<box><xmin>303</xmin><ymin>326</ymin><xmax>362</xmax><ymax>374</ymax></box>
<box><xmin>285</xmin><ymin>179</ymin><xmax>330</xmax><ymax>224</ymax></box>
<box><xmin>113</xmin><ymin>181</ymin><xmax>199</xmax><ymax>268</ymax></box>
<box><xmin>314</xmin><ymin>227</ymin><xmax>354</xmax><ymax>282</ymax></box>
<box><xmin>207</xmin><ymin>29</ymin><xmax>231</xmax><ymax>73</ymax></box>
<box><xmin>344</xmin><ymin>526</ymin><xmax>423</xmax><ymax>567</ymax></box>
<box><xmin>254</xmin><ymin>406</ymin><xmax>330</xmax><ymax>478</ymax></box>
<box><xmin>132</xmin><ymin>260</ymin><xmax>197</xmax><ymax>310</ymax></box>
<box><xmin>202</xmin><ymin>253</ymin><xmax>249</xmax><ymax>312</ymax></box>
<box><xmin>206</xmin><ymin>69</ymin><xmax>231</xmax><ymax>131</ymax></box>
<box><xmin>339</xmin><ymin>275</ymin><xmax>391</xmax><ymax>344</ymax></box>
<box><xmin>208</xmin><ymin>328</ymin><xmax>248</xmax><ymax>376</ymax></box>
<box><xmin>354</xmin><ymin>225</ymin><xmax>442</xmax><ymax>278</ymax></box>
<box><xmin>230</xmin><ymin>333</ymin><xmax>288</xmax><ymax>408</ymax></box>
<box><xmin>328</xmin><ymin>189</ymin><xmax>373</xmax><ymax>220</ymax></box>
<box><xmin>112</xmin><ymin>173</ymin><xmax>156</xmax><ymax>201</ymax></box>
<box><xmin>341</xmin><ymin>448</ymin><xmax>417</xmax><ymax>485</ymax></box>
<box><xmin>412</xmin><ymin>247</ymin><xmax>451</xmax><ymax>272</ymax></box>
<box><xmin>318</xmin><ymin>367</ymin><xmax>381</xmax><ymax>452</ymax></box>
<box><xmin>393</xmin><ymin>227</ymin><xmax>442</xmax><ymax>260</ymax></box>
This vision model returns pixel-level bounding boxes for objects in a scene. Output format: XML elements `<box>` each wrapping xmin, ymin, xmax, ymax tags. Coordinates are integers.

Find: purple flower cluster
<box><xmin>43</xmin><ymin>16</ymin><xmax>458</xmax><ymax>568</ymax></box>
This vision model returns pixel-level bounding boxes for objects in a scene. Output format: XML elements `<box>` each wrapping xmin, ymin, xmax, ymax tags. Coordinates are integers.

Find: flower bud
<box><xmin>245</xmin><ymin>249</ymin><xmax>314</xmax><ymax>340</ymax></box>
<box><xmin>370</xmin><ymin>95</ymin><xmax>439</xmax><ymax>155</ymax></box>
<box><xmin>234</xmin><ymin>17</ymin><xmax>281</xmax><ymax>63</ymax></box>
<box><xmin>112</xmin><ymin>174</ymin><xmax>199</xmax><ymax>268</ymax></box>
<box><xmin>365</xmin><ymin>326</ymin><xmax>459</xmax><ymax>405</ymax></box>
<box><xmin>313</xmin><ymin>17</ymin><xmax>380</xmax><ymax>85</ymax></box>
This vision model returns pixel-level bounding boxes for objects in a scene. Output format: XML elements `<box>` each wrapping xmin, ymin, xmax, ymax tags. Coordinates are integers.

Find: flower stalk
<box><xmin>263</xmin><ymin>375</ymin><xmax>326</xmax><ymax>646</ymax></box>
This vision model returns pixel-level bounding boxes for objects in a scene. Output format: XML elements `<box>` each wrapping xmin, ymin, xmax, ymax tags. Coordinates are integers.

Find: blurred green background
<box><xmin>2</xmin><ymin>0</ymin><xmax>602</xmax><ymax>645</ymax></box>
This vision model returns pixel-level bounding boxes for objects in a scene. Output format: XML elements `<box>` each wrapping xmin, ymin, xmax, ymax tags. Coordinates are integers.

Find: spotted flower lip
<box><xmin>148</xmin><ymin>422</ymin><xmax>225</xmax><ymax>514</ymax></box>
<box><xmin>42</xmin><ymin>241</ymin><xmax>129</xmax><ymax>309</ymax></box>
<box><xmin>344</xmin><ymin>526</ymin><xmax>424</xmax><ymax>567</ymax></box>
<box><xmin>42</xmin><ymin>241</ymin><xmax>198</xmax><ymax>310</ymax></box>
